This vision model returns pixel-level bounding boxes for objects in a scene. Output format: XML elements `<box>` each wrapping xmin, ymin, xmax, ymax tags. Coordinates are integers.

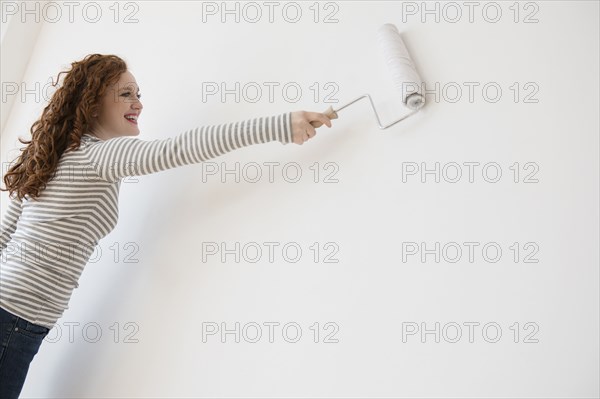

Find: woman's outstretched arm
<box><xmin>83</xmin><ymin>112</ymin><xmax>295</xmax><ymax>183</ymax></box>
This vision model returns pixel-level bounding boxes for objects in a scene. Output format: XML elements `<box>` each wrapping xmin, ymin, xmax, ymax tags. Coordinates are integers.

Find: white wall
<box><xmin>0</xmin><ymin>1</ymin><xmax>43</xmax><ymax>132</ymax></box>
<box><xmin>1</xmin><ymin>1</ymin><xmax>598</xmax><ymax>397</ymax></box>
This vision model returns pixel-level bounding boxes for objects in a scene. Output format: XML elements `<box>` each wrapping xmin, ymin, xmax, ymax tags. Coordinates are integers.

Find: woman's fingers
<box><xmin>306</xmin><ymin>112</ymin><xmax>332</xmax><ymax>128</ymax></box>
<box><xmin>290</xmin><ymin>110</ymin><xmax>334</xmax><ymax>145</ymax></box>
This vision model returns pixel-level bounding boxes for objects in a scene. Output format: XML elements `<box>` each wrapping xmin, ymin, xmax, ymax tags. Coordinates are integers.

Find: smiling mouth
<box><xmin>124</xmin><ymin>114</ymin><xmax>138</xmax><ymax>125</ymax></box>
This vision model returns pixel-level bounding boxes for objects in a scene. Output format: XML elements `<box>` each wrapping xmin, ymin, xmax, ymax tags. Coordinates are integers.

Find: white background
<box><xmin>1</xmin><ymin>1</ymin><xmax>598</xmax><ymax>397</ymax></box>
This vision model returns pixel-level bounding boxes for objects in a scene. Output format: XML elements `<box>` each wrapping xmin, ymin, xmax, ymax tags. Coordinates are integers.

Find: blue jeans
<box><xmin>0</xmin><ymin>306</ymin><xmax>49</xmax><ymax>399</ymax></box>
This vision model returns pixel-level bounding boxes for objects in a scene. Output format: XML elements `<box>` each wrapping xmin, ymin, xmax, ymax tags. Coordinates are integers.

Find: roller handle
<box><xmin>310</xmin><ymin>105</ymin><xmax>339</xmax><ymax>128</ymax></box>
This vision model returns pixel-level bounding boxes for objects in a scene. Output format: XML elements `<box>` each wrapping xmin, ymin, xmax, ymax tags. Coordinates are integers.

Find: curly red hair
<box><xmin>1</xmin><ymin>53</ymin><xmax>128</xmax><ymax>201</ymax></box>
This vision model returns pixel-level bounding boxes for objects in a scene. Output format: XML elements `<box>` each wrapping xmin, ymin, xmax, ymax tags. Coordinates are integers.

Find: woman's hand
<box><xmin>291</xmin><ymin>110</ymin><xmax>333</xmax><ymax>145</ymax></box>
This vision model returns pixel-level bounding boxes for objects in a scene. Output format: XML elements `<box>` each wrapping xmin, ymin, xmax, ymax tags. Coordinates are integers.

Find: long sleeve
<box><xmin>0</xmin><ymin>194</ymin><xmax>22</xmax><ymax>254</ymax></box>
<box><xmin>84</xmin><ymin>111</ymin><xmax>293</xmax><ymax>182</ymax></box>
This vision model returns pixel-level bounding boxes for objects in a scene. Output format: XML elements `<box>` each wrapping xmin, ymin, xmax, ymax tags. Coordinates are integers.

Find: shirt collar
<box><xmin>82</xmin><ymin>133</ymin><xmax>102</xmax><ymax>143</ymax></box>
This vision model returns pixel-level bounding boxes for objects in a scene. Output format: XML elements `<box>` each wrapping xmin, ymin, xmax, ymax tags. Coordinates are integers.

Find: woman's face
<box><xmin>91</xmin><ymin>70</ymin><xmax>143</xmax><ymax>140</ymax></box>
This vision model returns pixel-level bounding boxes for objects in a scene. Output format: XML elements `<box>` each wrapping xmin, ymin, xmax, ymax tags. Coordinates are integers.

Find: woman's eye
<box><xmin>121</xmin><ymin>92</ymin><xmax>141</xmax><ymax>99</ymax></box>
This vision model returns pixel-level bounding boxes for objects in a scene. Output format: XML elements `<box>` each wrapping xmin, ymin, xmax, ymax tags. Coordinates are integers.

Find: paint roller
<box><xmin>311</xmin><ymin>23</ymin><xmax>425</xmax><ymax>130</ymax></box>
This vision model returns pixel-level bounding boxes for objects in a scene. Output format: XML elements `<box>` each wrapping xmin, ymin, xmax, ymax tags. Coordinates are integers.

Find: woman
<box><xmin>0</xmin><ymin>53</ymin><xmax>332</xmax><ymax>397</ymax></box>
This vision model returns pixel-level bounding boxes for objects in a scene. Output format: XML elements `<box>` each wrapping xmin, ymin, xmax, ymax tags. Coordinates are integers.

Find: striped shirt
<box><xmin>0</xmin><ymin>112</ymin><xmax>293</xmax><ymax>329</ymax></box>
